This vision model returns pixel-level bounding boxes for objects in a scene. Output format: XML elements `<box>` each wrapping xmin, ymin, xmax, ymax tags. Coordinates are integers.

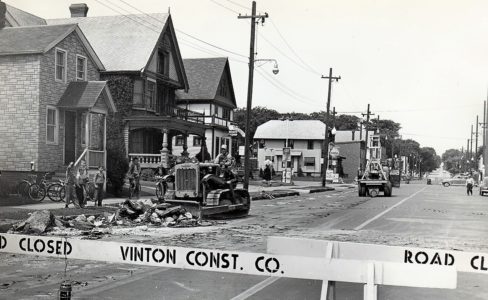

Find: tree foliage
<box><xmin>441</xmin><ymin>149</ymin><xmax>463</xmax><ymax>174</ymax></box>
<box><xmin>419</xmin><ymin>147</ymin><xmax>441</xmax><ymax>173</ymax></box>
<box><xmin>233</xmin><ymin>106</ymin><xmax>281</xmax><ymax>139</ymax></box>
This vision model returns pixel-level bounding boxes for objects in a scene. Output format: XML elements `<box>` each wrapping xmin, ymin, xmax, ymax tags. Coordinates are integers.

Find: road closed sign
<box><xmin>268</xmin><ymin>236</ymin><xmax>488</xmax><ymax>274</ymax></box>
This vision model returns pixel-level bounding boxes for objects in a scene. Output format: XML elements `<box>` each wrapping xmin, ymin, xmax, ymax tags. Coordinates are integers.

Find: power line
<box><xmin>115</xmin><ymin>0</ymin><xmax>248</xmax><ymax>58</ymax></box>
<box><xmin>208</xmin><ymin>0</ymin><xmax>240</xmax><ymax>14</ymax></box>
<box><xmin>223</xmin><ymin>0</ymin><xmax>251</xmax><ymax>11</ymax></box>
<box><xmin>255</xmin><ymin>68</ymin><xmax>320</xmax><ymax>108</ymax></box>
<box><xmin>269</xmin><ymin>19</ymin><xmax>321</xmax><ymax>76</ymax></box>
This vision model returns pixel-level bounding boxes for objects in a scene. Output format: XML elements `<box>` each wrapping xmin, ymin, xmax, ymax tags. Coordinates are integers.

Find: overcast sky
<box><xmin>7</xmin><ymin>0</ymin><xmax>488</xmax><ymax>155</ymax></box>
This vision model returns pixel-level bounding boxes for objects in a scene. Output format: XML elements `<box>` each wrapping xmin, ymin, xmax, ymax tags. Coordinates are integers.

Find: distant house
<box><xmin>0</xmin><ymin>22</ymin><xmax>116</xmax><ymax>174</ymax></box>
<box><xmin>254</xmin><ymin>120</ymin><xmax>326</xmax><ymax>176</ymax></box>
<box><xmin>174</xmin><ymin>57</ymin><xmax>237</xmax><ymax>159</ymax></box>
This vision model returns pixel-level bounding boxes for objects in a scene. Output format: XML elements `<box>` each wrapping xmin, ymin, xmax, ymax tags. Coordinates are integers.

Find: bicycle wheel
<box><xmin>47</xmin><ymin>183</ymin><xmax>64</xmax><ymax>202</ymax></box>
<box><xmin>28</xmin><ymin>183</ymin><xmax>46</xmax><ymax>202</ymax></box>
<box><xmin>17</xmin><ymin>181</ymin><xmax>30</xmax><ymax>198</ymax></box>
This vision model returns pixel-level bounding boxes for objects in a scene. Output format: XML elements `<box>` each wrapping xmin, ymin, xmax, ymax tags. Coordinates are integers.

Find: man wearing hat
<box><xmin>214</xmin><ymin>144</ymin><xmax>236</xmax><ymax>182</ymax></box>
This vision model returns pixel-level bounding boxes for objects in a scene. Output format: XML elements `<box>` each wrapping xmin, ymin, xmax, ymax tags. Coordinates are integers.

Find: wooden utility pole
<box><xmin>471</xmin><ymin>125</ymin><xmax>474</xmax><ymax>162</ymax></box>
<box><xmin>332</xmin><ymin>107</ymin><xmax>337</xmax><ymax>129</ymax></box>
<box><xmin>476</xmin><ymin>115</ymin><xmax>479</xmax><ymax>160</ymax></box>
<box><xmin>238</xmin><ymin>1</ymin><xmax>268</xmax><ymax>190</ymax></box>
<box><xmin>361</xmin><ymin>104</ymin><xmax>374</xmax><ymax>171</ymax></box>
<box><xmin>321</xmin><ymin>68</ymin><xmax>341</xmax><ymax>187</ymax></box>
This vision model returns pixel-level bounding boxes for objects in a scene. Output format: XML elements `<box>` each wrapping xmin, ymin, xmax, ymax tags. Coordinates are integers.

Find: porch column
<box><xmin>181</xmin><ymin>132</ymin><xmax>189</xmax><ymax>157</ymax></box>
<box><xmin>160</xmin><ymin>128</ymin><xmax>169</xmax><ymax>168</ymax></box>
<box><xmin>123</xmin><ymin>122</ymin><xmax>129</xmax><ymax>156</ymax></box>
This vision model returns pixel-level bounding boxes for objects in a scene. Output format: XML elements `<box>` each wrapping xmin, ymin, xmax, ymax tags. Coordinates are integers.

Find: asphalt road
<box><xmin>2</xmin><ymin>183</ymin><xmax>488</xmax><ymax>299</ymax></box>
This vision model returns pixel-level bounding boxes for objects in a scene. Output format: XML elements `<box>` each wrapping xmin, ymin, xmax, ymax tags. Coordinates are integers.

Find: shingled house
<box><xmin>174</xmin><ymin>57</ymin><xmax>238</xmax><ymax>159</ymax></box>
<box><xmin>47</xmin><ymin>4</ymin><xmax>212</xmax><ymax>169</ymax></box>
<box><xmin>0</xmin><ymin>22</ymin><xmax>116</xmax><ymax>175</ymax></box>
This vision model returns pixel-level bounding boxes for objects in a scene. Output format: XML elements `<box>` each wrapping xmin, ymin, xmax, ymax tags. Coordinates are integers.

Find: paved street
<box><xmin>2</xmin><ymin>182</ymin><xmax>488</xmax><ymax>299</ymax></box>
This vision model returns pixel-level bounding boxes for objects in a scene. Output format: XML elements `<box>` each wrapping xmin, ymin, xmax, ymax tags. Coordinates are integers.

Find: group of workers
<box><xmin>65</xmin><ymin>161</ymin><xmax>105</xmax><ymax>208</ymax></box>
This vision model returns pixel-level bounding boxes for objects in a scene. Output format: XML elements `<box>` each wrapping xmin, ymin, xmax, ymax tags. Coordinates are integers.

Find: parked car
<box><xmin>441</xmin><ymin>174</ymin><xmax>476</xmax><ymax>187</ymax></box>
<box><xmin>479</xmin><ymin>177</ymin><xmax>488</xmax><ymax>196</ymax></box>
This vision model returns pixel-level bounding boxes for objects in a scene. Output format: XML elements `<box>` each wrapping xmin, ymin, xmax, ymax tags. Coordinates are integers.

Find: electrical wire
<box><xmin>223</xmin><ymin>0</ymin><xmax>251</xmax><ymax>11</ymax></box>
<box><xmin>209</xmin><ymin>0</ymin><xmax>241</xmax><ymax>14</ymax></box>
<box><xmin>269</xmin><ymin>19</ymin><xmax>321</xmax><ymax>76</ymax></box>
<box><xmin>115</xmin><ymin>0</ymin><xmax>248</xmax><ymax>58</ymax></box>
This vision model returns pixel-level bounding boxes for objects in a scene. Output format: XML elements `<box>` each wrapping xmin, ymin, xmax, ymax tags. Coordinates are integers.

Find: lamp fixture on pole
<box><xmin>255</xmin><ymin>58</ymin><xmax>279</xmax><ymax>75</ymax></box>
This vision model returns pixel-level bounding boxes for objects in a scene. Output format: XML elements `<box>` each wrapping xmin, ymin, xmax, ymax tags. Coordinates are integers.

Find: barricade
<box><xmin>0</xmin><ymin>233</ymin><xmax>456</xmax><ymax>299</ymax></box>
<box><xmin>268</xmin><ymin>236</ymin><xmax>487</xmax><ymax>299</ymax></box>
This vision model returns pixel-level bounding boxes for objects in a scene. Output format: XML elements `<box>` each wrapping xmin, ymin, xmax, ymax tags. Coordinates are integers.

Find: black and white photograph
<box><xmin>0</xmin><ymin>0</ymin><xmax>487</xmax><ymax>299</ymax></box>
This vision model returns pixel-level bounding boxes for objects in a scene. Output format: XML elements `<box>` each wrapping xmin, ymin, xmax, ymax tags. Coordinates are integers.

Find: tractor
<box><xmin>156</xmin><ymin>162</ymin><xmax>251</xmax><ymax>219</ymax></box>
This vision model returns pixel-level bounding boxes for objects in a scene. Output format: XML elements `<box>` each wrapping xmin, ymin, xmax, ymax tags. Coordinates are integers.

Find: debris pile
<box><xmin>9</xmin><ymin>199</ymin><xmax>205</xmax><ymax>235</ymax></box>
<box><xmin>114</xmin><ymin>199</ymin><xmax>200</xmax><ymax>227</ymax></box>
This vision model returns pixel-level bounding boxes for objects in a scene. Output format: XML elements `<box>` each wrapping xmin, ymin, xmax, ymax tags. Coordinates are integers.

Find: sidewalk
<box><xmin>3</xmin><ymin>181</ymin><xmax>355</xmax><ymax>210</ymax></box>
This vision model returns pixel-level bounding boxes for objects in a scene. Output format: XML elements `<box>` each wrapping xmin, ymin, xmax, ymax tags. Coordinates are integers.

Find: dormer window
<box><xmin>76</xmin><ymin>55</ymin><xmax>87</xmax><ymax>81</ymax></box>
<box><xmin>55</xmin><ymin>48</ymin><xmax>67</xmax><ymax>82</ymax></box>
<box><xmin>158</xmin><ymin>50</ymin><xmax>169</xmax><ymax>76</ymax></box>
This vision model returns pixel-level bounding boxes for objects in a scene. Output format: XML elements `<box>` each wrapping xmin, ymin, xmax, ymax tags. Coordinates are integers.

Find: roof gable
<box><xmin>176</xmin><ymin>57</ymin><xmax>236</xmax><ymax>107</ymax></box>
<box><xmin>47</xmin><ymin>13</ymin><xmax>172</xmax><ymax>72</ymax></box>
<box><xmin>0</xmin><ymin>24</ymin><xmax>104</xmax><ymax>70</ymax></box>
<box><xmin>144</xmin><ymin>15</ymin><xmax>188</xmax><ymax>90</ymax></box>
<box><xmin>254</xmin><ymin>120</ymin><xmax>326</xmax><ymax>140</ymax></box>
<box><xmin>5</xmin><ymin>3</ymin><xmax>46</xmax><ymax>27</ymax></box>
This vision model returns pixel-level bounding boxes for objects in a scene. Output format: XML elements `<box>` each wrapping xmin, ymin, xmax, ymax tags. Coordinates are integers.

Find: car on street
<box><xmin>441</xmin><ymin>174</ymin><xmax>470</xmax><ymax>187</ymax></box>
<box><xmin>479</xmin><ymin>177</ymin><xmax>488</xmax><ymax>196</ymax></box>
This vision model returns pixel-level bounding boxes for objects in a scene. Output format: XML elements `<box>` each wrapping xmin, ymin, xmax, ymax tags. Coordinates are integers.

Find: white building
<box><xmin>254</xmin><ymin>120</ymin><xmax>326</xmax><ymax>176</ymax></box>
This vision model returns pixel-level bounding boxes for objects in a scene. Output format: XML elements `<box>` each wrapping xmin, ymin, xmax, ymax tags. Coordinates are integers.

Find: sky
<box><xmin>6</xmin><ymin>0</ymin><xmax>488</xmax><ymax>156</ymax></box>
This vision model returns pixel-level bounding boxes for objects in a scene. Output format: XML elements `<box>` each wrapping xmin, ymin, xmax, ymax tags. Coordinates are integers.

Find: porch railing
<box><xmin>203</xmin><ymin>115</ymin><xmax>232</xmax><ymax>127</ymax></box>
<box><xmin>129</xmin><ymin>153</ymin><xmax>161</xmax><ymax>168</ymax></box>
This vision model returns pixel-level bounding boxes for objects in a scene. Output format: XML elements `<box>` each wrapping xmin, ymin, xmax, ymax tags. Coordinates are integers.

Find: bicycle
<box><xmin>28</xmin><ymin>172</ymin><xmax>52</xmax><ymax>202</ymax></box>
<box><xmin>17</xmin><ymin>174</ymin><xmax>37</xmax><ymax>199</ymax></box>
<box><xmin>129</xmin><ymin>174</ymin><xmax>141</xmax><ymax>199</ymax></box>
<box><xmin>46</xmin><ymin>179</ymin><xmax>66</xmax><ymax>202</ymax></box>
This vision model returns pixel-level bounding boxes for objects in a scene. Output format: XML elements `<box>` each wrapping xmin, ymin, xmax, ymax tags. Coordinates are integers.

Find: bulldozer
<box><xmin>155</xmin><ymin>162</ymin><xmax>251</xmax><ymax>219</ymax></box>
<box><xmin>358</xmin><ymin>134</ymin><xmax>393</xmax><ymax>197</ymax></box>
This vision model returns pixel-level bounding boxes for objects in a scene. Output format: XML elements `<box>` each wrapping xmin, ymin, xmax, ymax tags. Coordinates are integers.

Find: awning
<box><xmin>57</xmin><ymin>81</ymin><xmax>116</xmax><ymax>113</ymax></box>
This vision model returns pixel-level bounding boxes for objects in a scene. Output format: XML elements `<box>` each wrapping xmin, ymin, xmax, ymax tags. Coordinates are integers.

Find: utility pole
<box><xmin>238</xmin><ymin>1</ymin><xmax>268</xmax><ymax>190</ymax></box>
<box><xmin>332</xmin><ymin>107</ymin><xmax>337</xmax><ymax>129</ymax></box>
<box><xmin>469</xmin><ymin>124</ymin><xmax>474</xmax><ymax>159</ymax></box>
<box><xmin>476</xmin><ymin>115</ymin><xmax>479</xmax><ymax>161</ymax></box>
<box><xmin>321</xmin><ymin>68</ymin><xmax>341</xmax><ymax>187</ymax></box>
<box><xmin>485</xmin><ymin>96</ymin><xmax>488</xmax><ymax>178</ymax></box>
<box><xmin>467</xmin><ymin>139</ymin><xmax>470</xmax><ymax>172</ymax></box>
<box><xmin>361</xmin><ymin>104</ymin><xmax>374</xmax><ymax>172</ymax></box>
<box><xmin>376</xmin><ymin>115</ymin><xmax>380</xmax><ymax>134</ymax></box>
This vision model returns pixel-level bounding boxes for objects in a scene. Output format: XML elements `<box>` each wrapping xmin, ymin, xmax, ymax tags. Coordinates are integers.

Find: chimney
<box><xmin>69</xmin><ymin>3</ymin><xmax>89</xmax><ymax>18</ymax></box>
<box><xmin>0</xmin><ymin>1</ymin><xmax>6</xmax><ymax>29</ymax></box>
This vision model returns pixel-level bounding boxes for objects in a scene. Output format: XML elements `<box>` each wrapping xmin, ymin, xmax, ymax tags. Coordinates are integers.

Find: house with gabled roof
<box><xmin>0</xmin><ymin>1</ymin><xmax>46</xmax><ymax>27</ymax></box>
<box><xmin>46</xmin><ymin>4</ymin><xmax>213</xmax><ymax>169</ymax></box>
<box><xmin>0</xmin><ymin>21</ymin><xmax>116</xmax><ymax>174</ymax></box>
<box><xmin>174</xmin><ymin>57</ymin><xmax>238</xmax><ymax>159</ymax></box>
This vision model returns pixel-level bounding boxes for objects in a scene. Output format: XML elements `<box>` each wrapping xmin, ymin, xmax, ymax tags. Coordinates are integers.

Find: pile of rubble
<box><xmin>9</xmin><ymin>199</ymin><xmax>207</xmax><ymax>235</ymax></box>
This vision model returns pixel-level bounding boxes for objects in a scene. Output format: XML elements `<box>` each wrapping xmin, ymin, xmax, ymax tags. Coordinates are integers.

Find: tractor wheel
<box><xmin>443</xmin><ymin>182</ymin><xmax>450</xmax><ymax>187</ymax></box>
<box><xmin>358</xmin><ymin>184</ymin><xmax>366</xmax><ymax>197</ymax></box>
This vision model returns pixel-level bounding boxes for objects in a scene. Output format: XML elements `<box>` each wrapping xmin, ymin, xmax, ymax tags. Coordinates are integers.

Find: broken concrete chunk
<box><xmin>184</xmin><ymin>212</ymin><xmax>193</xmax><ymax>219</ymax></box>
<box><xmin>75</xmin><ymin>215</ymin><xmax>87</xmax><ymax>222</ymax></box>
<box><xmin>158</xmin><ymin>206</ymin><xmax>182</xmax><ymax>218</ymax></box>
<box><xmin>87</xmin><ymin>216</ymin><xmax>96</xmax><ymax>223</ymax></box>
<box><xmin>21</xmin><ymin>210</ymin><xmax>54</xmax><ymax>234</ymax></box>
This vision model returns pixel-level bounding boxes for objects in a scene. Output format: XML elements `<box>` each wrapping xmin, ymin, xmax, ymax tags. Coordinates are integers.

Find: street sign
<box><xmin>329</xmin><ymin>146</ymin><xmax>340</xmax><ymax>158</ymax></box>
<box><xmin>283</xmin><ymin>147</ymin><xmax>291</xmax><ymax>163</ymax></box>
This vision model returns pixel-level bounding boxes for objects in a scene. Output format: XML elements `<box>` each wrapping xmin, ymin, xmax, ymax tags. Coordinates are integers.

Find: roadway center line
<box><xmin>354</xmin><ymin>186</ymin><xmax>428</xmax><ymax>230</ymax></box>
<box><xmin>229</xmin><ymin>277</ymin><xmax>281</xmax><ymax>300</ymax></box>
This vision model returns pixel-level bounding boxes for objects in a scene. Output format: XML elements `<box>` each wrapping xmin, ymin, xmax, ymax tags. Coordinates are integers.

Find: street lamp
<box><xmin>255</xmin><ymin>59</ymin><xmax>279</xmax><ymax>74</ymax></box>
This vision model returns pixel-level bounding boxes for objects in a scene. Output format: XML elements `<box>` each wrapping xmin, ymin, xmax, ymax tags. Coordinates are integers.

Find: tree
<box><xmin>441</xmin><ymin>149</ymin><xmax>463</xmax><ymax>174</ymax></box>
<box><xmin>233</xmin><ymin>106</ymin><xmax>281</xmax><ymax>140</ymax></box>
<box><xmin>419</xmin><ymin>147</ymin><xmax>440</xmax><ymax>173</ymax></box>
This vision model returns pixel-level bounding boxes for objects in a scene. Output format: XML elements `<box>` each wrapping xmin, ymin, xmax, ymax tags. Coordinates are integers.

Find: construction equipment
<box><xmin>156</xmin><ymin>162</ymin><xmax>250</xmax><ymax>218</ymax></box>
<box><xmin>358</xmin><ymin>134</ymin><xmax>393</xmax><ymax>197</ymax></box>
